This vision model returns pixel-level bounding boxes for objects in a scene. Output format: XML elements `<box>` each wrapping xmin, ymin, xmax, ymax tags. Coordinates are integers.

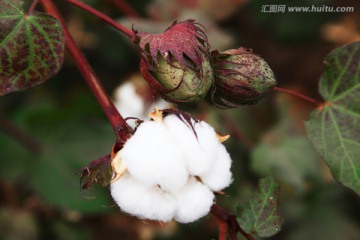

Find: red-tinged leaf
<box><xmin>80</xmin><ymin>154</ymin><xmax>112</xmax><ymax>190</ymax></box>
<box><xmin>0</xmin><ymin>0</ymin><xmax>65</xmax><ymax>95</ymax></box>
<box><xmin>135</xmin><ymin>19</ymin><xmax>209</xmax><ymax>71</ymax></box>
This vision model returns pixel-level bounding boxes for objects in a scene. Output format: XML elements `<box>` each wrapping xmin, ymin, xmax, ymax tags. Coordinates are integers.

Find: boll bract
<box><xmin>207</xmin><ymin>48</ymin><xmax>277</xmax><ymax>108</ymax></box>
<box><xmin>135</xmin><ymin>19</ymin><xmax>213</xmax><ymax>103</ymax></box>
<box><xmin>110</xmin><ymin>109</ymin><xmax>233</xmax><ymax>223</ymax></box>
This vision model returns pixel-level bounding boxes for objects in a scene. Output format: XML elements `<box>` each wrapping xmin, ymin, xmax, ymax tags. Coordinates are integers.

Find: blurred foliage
<box><xmin>1</xmin><ymin>0</ymin><xmax>360</xmax><ymax>239</ymax></box>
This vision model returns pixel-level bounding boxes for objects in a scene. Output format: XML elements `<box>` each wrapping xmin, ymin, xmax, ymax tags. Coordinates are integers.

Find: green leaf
<box><xmin>305</xmin><ymin>42</ymin><xmax>360</xmax><ymax>195</ymax></box>
<box><xmin>237</xmin><ymin>177</ymin><xmax>283</xmax><ymax>238</ymax></box>
<box><xmin>0</xmin><ymin>0</ymin><xmax>65</xmax><ymax>95</ymax></box>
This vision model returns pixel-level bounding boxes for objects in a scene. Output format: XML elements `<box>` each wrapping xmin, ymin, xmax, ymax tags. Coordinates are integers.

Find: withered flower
<box><xmin>134</xmin><ymin>19</ymin><xmax>213</xmax><ymax>102</ymax></box>
<box><xmin>207</xmin><ymin>48</ymin><xmax>277</xmax><ymax>108</ymax></box>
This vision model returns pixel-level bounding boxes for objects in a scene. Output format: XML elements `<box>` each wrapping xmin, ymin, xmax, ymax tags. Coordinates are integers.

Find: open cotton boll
<box><xmin>163</xmin><ymin>115</ymin><xmax>220</xmax><ymax>176</ymax></box>
<box><xmin>113</xmin><ymin>82</ymin><xmax>146</xmax><ymax>119</ymax></box>
<box><xmin>200</xmin><ymin>144</ymin><xmax>233</xmax><ymax>192</ymax></box>
<box><xmin>111</xmin><ymin>173</ymin><xmax>176</xmax><ymax>222</ymax></box>
<box><xmin>121</xmin><ymin>121</ymin><xmax>188</xmax><ymax>192</ymax></box>
<box><xmin>173</xmin><ymin>178</ymin><xmax>214</xmax><ymax>223</ymax></box>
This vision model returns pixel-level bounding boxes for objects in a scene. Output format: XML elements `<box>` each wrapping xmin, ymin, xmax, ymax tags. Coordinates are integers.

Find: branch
<box><xmin>39</xmin><ymin>0</ymin><xmax>132</xmax><ymax>146</ymax></box>
<box><xmin>0</xmin><ymin>116</ymin><xmax>41</xmax><ymax>154</ymax></box>
<box><xmin>211</xmin><ymin>204</ymin><xmax>254</xmax><ymax>240</ymax></box>
<box><xmin>105</xmin><ymin>0</ymin><xmax>139</xmax><ymax>19</ymax></box>
<box><xmin>64</xmin><ymin>0</ymin><xmax>135</xmax><ymax>39</ymax></box>
<box><xmin>274</xmin><ymin>86</ymin><xmax>322</xmax><ymax>107</ymax></box>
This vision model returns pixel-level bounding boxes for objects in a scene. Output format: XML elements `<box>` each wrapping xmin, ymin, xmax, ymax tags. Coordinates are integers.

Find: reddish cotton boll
<box><xmin>135</xmin><ymin>19</ymin><xmax>213</xmax><ymax>103</ymax></box>
<box><xmin>110</xmin><ymin>173</ymin><xmax>177</xmax><ymax>222</ymax></box>
<box><xmin>121</xmin><ymin>121</ymin><xmax>189</xmax><ymax>193</ymax></box>
<box><xmin>173</xmin><ymin>177</ymin><xmax>214</xmax><ymax>223</ymax></box>
<box><xmin>163</xmin><ymin>115</ymin><xmax>220</xmax><ymax>176</ymax></box>
<box><xmin>200</xmin><ymin>144</ymin><xmax>233</xmax><ymax>192</ymax></box>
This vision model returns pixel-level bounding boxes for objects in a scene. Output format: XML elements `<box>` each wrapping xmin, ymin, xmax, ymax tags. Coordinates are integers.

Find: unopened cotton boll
<box><xmin>121</xmin><ymin>121</ymin><xmax>189</xmax><ymax>192</ymax></box>
<box><xmin>200</xmin><ymin>144</ymin><xmax>233</xmax><ymax>192</ymax></box>
<box><xmin>173</xmin><ymin>178</ymin><xmax>214</xmax><ymax>223</ymax></box>
<box><xmin>111</xmin><ymin>173</ymin><xmax>176</xmax><ymax>222</ymax></box>
<box><xmin>163</xmin><ymin>115</ymin><xmax>220</xmax><ymax>176</ymax></box>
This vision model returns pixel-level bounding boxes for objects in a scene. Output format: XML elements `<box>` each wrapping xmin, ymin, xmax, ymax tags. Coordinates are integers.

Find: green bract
<box><xmin>149</xmin><ymin>54</ymin><xmax>213</xmax><ymax>102</ymax></box>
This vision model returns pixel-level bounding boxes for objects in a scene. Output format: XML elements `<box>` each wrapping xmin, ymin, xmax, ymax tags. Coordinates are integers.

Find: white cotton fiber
<box><xmin>173</xmin><ymin>178</ymin><xmax>214</xmax><ymax>223</ymax></box>
<box><xmin>110</xmin><ymin>173</ymin><xmax>176</xmax><ymax>222</ymax></box>
<box><xmin>163</xmin><ymin>115</ymin><xmax>220</xmax><ymax>176</ymax></box>
<box><xmin>200</xmin><ymin>144</ymin><xmax>233</xmax><ymax>192</ymax></box>
<box><xmin>113</xmin><ymin>82</ymin><xmax>145</xmax><ymax>119</ymax></box>
<box><xmin>121</xmin><ymin>121</ymin><xmax>188</xmax><ymax>192</ymax></box>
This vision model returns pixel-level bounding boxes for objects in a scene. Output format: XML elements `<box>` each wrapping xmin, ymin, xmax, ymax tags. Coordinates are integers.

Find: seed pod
<box><xmin>207</xmin><ymin>48</ymin><xmax>277</xmax><ymax>108</ymax></box>
<box><xmin>135</xmin><ymin>19</ymin><xmax>213</xmax><ymax>102</ymax></box>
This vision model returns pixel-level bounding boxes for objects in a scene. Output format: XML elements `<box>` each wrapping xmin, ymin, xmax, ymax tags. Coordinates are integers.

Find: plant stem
<box><xmin>39</xmin><ymin>0</ymin><xmax>132</xmax><ymax>145</ymax></box>
<box><xmin>105</xmin><ymin>0</ymin><xmax>139</xmax><ymax>19</ymax></box>
<box><xmin>211</xmin><ymin>204</ymin><xmax>254</xmax><ymax>240</ymax></box>
<box><xmin>64</xmin><ymin>0</ymin><xmax>134</xmax><ymax>39</ymax></box>
<box><xmin>28</xmin><ymin>0</ymin><xmax>39</xmax><ymax>14</ymax></box>
<box><xmin>274</xmin><ymin>87</ymin><xmax>322</xmax><ymax>106</ymax></box>
<box><xmin>0</xmin><ymin>116</ymin><xmax>41</xmax><ymax>154</ymax></box>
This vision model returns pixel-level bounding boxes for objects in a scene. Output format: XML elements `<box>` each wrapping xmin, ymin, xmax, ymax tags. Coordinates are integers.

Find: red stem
<box><xmin>105</xmin><ymin>0</ymin><xmax>139</xmax><ymax>19</ymax></box>
<box><xmin>28</xmin><ymin>0</ymin><xmax>39</xmax><ymax>14</ymax></box>
<box><xmin>64</xmin><ymin>0</ymin><xmax>135</xmax><ymax>39</ymax></box>
<box><xmin>39</xmin><ymin>0</ymin><xmax>132</xmax><ymax>144</ymax></box>
<box><xmin>274</xmin><ymin>87</ymin><xmax>322</xmax><ymax>106</ymax></box>
<box><xmin>210</xmin><ymin>204</ymin><xmax>254</xmax><ymax>240</ymax></box>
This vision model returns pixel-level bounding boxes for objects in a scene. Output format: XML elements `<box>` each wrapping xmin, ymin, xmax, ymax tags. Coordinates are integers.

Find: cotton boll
<box><xmin>173</xmin><ymin>178</ymin><xmax>214</xmax><ymax>223</ymax></box>
<box><xmin>121</xmin><ymin>121</ymin><xmax>188</xmax><ymax>192</ymax></box>
<box><xmin>163</xmin><ymin>115</ymin><xmax>220</xmax><ymax>176</ymax></box>
<box><xmin>111</xmin><ymin>173</ymin><xmax>176</xmax><ymax>222</ymax></box>
<box><xmin>200</xmin><ymin>144</ymin><xmax>233</xmax><ymax>192</ymax></box>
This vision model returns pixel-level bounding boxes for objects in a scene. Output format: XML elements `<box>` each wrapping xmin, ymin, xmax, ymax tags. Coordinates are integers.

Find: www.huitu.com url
<box><xmin>261</xmin><ymin>5</ymin><xmax>354</xmax><ymax>13</ymax></box>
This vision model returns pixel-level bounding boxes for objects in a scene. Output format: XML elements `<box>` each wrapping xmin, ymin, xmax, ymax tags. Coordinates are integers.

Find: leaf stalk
<box><xmin>274</xmin><ymin>86</ymin><xmax>322</xmax><ymax>106</ymax></box>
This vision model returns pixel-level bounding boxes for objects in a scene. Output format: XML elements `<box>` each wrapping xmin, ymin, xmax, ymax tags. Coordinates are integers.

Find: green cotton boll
<box><xmin>207</xmin><ymin>48</ymin><xmax>277</xmax><ymax>108</ymax></box>
<box><xmin>152</xmin><ymin>55</ymin><xmax>213</xmax><ymax>102</ymax></box>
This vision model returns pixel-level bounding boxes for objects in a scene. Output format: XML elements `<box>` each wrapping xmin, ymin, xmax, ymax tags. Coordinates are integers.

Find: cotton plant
<box><xmin>110</xmin><ymin>108</ymin><xmax>232</xmax><ymax>223</ymax></box>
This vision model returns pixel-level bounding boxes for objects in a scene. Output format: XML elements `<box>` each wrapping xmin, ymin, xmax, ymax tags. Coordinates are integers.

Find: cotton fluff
<box><xmin>111</xmin><ymin>110</ymin><xmax>233</xmax><ymax>223</ymax></box>
<box><xmin>121</xmin><ymin>121</ymin><xmax>189</xmax><ymax>193</ymax></box>
<box><xmin>111</xmin><ymin>173</ymin><xmax>176</xmax><ymax>221</ymax></box>
<box><xmin>164</xmin><ymin>115</ymin><xmax>220</xmax><ymax>176</ymax></box>
<box><xmin>113</xmin><ymin>82</ymin><xmax>145</xmax><ymax>120</ymax></box>
<box><xmin>113</xmin><ymin>81</ymin><xmax>173</xmax><ymax>128</ymax></box>
<box><xmin>201</xmin><ymin>144</ymin><xmax>233</xmax><ymax>192</ymax></box>
<box><xmin>173</xmin><ymin>177</ymin><xmax>214</xmax><ymax>223</ymax></box>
